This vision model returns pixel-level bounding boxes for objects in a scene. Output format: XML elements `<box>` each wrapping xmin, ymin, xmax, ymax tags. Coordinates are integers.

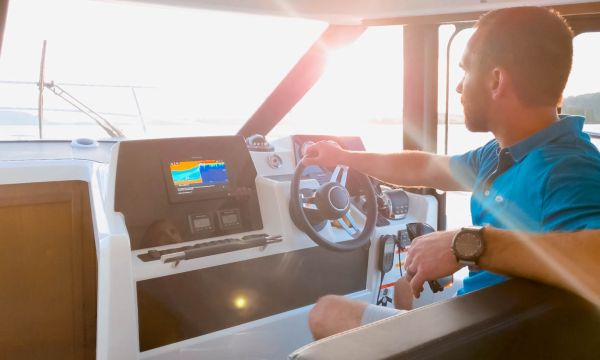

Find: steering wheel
<box><xmin>289</xmin><ymin>161</ymin><xmax>378</xmax><ymax>252</ymax></box>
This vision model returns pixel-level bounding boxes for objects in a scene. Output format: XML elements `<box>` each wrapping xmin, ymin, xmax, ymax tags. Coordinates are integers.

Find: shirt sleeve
<box><xmin>542</xmin><ymin>155</ymin><xmax>600</xmax><ymax>230</ymax></box>
<box><xmin>449</xmin><ymin>140</ymin><xmax>496</xmax><ymax>190</ymax></box>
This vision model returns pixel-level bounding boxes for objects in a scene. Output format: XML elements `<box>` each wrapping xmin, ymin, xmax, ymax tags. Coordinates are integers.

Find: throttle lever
<box><xmin>405</xmin><ymin>222</ymin><xmax>453</xmax><ymax>293</ymax></box>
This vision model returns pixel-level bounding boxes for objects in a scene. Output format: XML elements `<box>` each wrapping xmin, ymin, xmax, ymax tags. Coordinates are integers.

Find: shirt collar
<box><xmin>507</xmin><ymin>115</ymin><xmax>585</xmax><ymax>163</ymax></box>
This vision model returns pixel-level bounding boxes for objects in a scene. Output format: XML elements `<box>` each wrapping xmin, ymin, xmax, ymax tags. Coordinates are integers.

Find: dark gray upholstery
<box><xmin>290</xmin><ymin>279</ymin><xmax>600</xmax><ymax>360</ymax></box>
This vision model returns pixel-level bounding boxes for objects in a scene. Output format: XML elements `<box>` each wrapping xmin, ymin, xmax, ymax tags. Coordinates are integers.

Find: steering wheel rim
<box><xmin>290</xmin><ymin>161</ymin><xmax>378</xmax><ymax>252</ymax></box>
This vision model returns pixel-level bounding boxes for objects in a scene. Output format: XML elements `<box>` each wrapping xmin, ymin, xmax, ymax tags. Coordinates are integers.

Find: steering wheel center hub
<box><xmin>316</xmin><ymin>182</ymin><xmax>350</xmax><ymax>219</ymax></box>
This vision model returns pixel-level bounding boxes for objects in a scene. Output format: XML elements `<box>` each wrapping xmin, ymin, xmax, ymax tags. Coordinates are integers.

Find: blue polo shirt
<box><xmin>450</xmin><ymin>115</ymin><xmax>600</xmax><ymax>294</ymax></box>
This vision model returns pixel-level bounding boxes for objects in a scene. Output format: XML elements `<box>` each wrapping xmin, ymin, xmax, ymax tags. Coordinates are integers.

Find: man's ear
<box><xmin>490</xmin><ymin>67</ymin><xmax>509</xmax><ymax>100</ymax></box>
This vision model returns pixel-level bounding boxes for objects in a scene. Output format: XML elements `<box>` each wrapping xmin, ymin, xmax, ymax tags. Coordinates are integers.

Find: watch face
<box><xmin>455</xmin><ymin>232</ymin><xmax>482</xmax><ymax>259</ymax></box>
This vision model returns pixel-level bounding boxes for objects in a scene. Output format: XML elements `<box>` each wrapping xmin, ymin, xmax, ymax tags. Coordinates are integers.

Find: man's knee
<box><xmin>308</xmin><ymin>295</ymin><xmax>366</xmax><ymax>340</ymax></box>
<box><xmin>308</xmin><ymin>295</ymin><xmax>342</xmax><ymax>338</ymax></box>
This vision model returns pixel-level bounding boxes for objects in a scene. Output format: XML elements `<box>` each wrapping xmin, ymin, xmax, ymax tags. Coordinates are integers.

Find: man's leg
<box><xmin>308</xmin><ymin>277</ymin><xmax>414</xmax><ymax>340</ymax></box>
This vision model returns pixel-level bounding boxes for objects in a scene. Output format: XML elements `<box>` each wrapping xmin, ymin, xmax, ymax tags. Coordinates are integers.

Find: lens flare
<box><xmin>233</xmin><ymin>296</ymin><xmax>248</xmax><ymax>309</ymax></box>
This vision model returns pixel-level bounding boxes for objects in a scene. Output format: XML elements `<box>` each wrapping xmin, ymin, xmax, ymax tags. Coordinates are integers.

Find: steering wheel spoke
<box><xmin>330</xmin><ymin>165</ymin><xmax>349</xmax><ymax>187</ymax></box>
<box><xmin>335</xmin><ymin>217</ymin><xmax>359</xmax><ymax>238</ymax></box>
<box><xmin>300</xmin><ymin>190</ymin><xmax>318</xmax><ymax>210</ymax></box>
<box><xmin>301</xmin><ymin>202</ymin><xmax>318</xmax><ymax>210</ymax></box>
<box><xmin>342</xmin><ymin>213</ymin><xmax>361</xmax><ymax>232</ymax></box>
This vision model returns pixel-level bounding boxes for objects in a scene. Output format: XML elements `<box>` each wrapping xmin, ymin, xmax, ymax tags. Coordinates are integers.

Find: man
<box><xmin>303</xmin><ymin>6</ymin><xmax>600</xmax><ymax>340</ymax></box>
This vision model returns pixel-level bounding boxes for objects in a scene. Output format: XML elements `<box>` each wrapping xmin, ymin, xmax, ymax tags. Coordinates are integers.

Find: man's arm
<box><xmin>302</xmin><ymin>141</ymin><xmax>467</xmax><ymax>191</ymax></box>
<box><xmin>404</xmin><ymin>228</ymin><xmax>600</xmax><ymax>306</ymax></box>
<box><xmin>480</xmin><ymin>228</ymin><xmax>600</xmax><ymax>305</ymax></box>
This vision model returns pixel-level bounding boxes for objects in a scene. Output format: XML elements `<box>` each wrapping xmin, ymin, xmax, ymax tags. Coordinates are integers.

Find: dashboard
<box><xmin>115</xmin><ymin>134</ymin><xmax>372</xmax><ymax>252</ymax></box>
<box><xmin>113</xmin><ymin>134</ymin><xmax>391</xmax><ymax>351</ymax></box>
<box><xmin>0</xmin><ymin>134</ymin><xmax>440</xmax><ymax>357</ymax></box>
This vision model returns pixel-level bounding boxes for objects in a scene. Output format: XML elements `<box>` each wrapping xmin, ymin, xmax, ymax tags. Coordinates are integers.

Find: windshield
<box><xmin>0</xmin><ymin>0</ymin><xmax>325</xmax><ymax>140</ymax></box>
<box><xmin>272</xmin><ymin>25</ymin><xmax>404</xmax><ymax>152</ymax></box>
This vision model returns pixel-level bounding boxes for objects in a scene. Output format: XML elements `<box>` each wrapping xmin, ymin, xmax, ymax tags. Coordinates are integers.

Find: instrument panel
<box><xmin>114</xmin><ymin>135</ymin><xmax>263</xmax><ymax>251</ymax></box>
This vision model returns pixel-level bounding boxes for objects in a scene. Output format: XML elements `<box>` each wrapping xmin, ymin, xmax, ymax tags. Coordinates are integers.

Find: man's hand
<box><xmin>404</xmin><ymin>230</ymin><xmax>463</xmax><ymax>298</ymax></box>
<box><xmin>301</xmin><ymin>140</ymin><xmax>347</xmax><ymax>167</ymax></box>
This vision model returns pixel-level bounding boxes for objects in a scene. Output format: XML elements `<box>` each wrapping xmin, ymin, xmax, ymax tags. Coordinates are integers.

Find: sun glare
<box><xmin>0</xmin><ymin>0</ymin><xmax>325</xmax><ymax>139</ymax></box>
<box><xmin>233</xmin><ymin>295</ymin><xmax>248</xmax><ymax>309</ymax></box>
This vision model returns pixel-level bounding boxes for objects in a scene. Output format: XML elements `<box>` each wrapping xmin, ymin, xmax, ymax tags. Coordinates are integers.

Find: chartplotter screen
<box><xmin>169</xmin><ymin>160</ymin><xmax>229</xmax><ymax>194</ymax></box>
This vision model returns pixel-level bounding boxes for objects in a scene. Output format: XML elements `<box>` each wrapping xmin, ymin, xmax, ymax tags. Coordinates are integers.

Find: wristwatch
<box><xmin>452</xmin><ymin>226</ymin><xmax>485</xmax><ymax>267</ymax></box>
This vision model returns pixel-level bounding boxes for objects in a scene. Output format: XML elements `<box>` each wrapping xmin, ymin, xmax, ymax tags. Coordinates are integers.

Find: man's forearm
<box><xmin>481</xmin><ymin>228</ymin><xmax>600</xmax><ymax>305</ymax></box>
<box><xmin>338</xmin><ymin>150</ymin><xmax>465</xmax><ymax>191</ymax></box>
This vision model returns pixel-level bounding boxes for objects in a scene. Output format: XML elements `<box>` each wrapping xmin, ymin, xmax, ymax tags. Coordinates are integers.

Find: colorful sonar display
<box><xmin>169</xmin><ymin>160</ymin><xmax>229</xmax><ymax>194</ymax></box>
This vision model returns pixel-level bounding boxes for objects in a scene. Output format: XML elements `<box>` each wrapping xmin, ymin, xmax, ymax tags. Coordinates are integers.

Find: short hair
<box><xmin>469</xmin><ymin>7</ymin><xmax>574</xmax><ymax>107</ymax></box>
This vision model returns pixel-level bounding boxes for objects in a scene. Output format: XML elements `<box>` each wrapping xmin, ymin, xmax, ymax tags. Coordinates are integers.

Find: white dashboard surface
<box><xmin>0</xmin><ymin>136</ymin><xmax>448</xmax><ymax>360</ymax></box>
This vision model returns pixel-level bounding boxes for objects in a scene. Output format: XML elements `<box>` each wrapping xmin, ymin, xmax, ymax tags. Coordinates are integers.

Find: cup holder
<box><xmin>70</xmin><ymin>138</ymin><xmax>99</xmax><ymax>148</ymax></box>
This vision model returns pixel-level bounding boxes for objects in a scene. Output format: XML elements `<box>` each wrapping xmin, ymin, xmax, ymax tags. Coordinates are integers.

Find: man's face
<box><xmin>456</xmin><ymin>40</ymin><xmax>492</xmax><ymax>132</ymax></box>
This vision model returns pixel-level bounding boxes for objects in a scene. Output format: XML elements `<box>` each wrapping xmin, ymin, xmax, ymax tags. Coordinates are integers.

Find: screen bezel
<box><xmin>162</xmin><ymin>158</ymin><xmax>232</xmax><ymax>203</ymax></box>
